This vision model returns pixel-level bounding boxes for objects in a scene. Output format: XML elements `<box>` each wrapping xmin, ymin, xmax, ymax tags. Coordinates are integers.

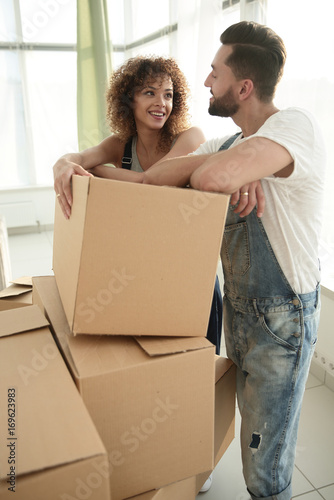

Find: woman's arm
<box><xmin>87</xmin><ymin>127</ymin><xmax>206</xmax><ymax>189</ymax></box>
<box><xmin>88</xmin><ymin>164</ymin><xmax>144</xmax><ymax>183</ymax></box>
<box><xmin>53</xmin><ymin>135</ymin><xmax>124</xmax><ymax>218</ymax></box>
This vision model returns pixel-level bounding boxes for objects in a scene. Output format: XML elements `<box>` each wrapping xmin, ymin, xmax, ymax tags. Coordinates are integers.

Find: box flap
<box><xmin>0</xmin><ymin>281</ymin><xmax>32</xmax><ymax>299</ymax></box>
<box><xmin>135</xmin><ymin>336</ymin><xmax>213</xmax><ymax>357</ymax></box>
<box><xmin>0</xmin><ymin>305</ymin><xmax>49</xmax><ymax>338</ymax></box>
<box><xmin>11</xmin><ymin>276</ymin><xmax>32</xmax><ymax>286</ymax></box>
<box><xmin>215</xmin><ymin>355</ymin><xmax>234</xmax><ymax>383</ymax></box>
<box><xmin>32</xmin><ymin>276</ymin><xmax>80</xmax><ymax>378</ymax></box>
<box><xmin>53</xmin><ymin>175</ymin><xmax>90</xmax><ymax>330</ymax></box>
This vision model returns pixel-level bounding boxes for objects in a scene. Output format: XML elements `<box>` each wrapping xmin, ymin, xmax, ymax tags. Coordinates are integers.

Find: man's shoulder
<box><xmin>269</xmin><ymin>107</ymin><xmax>318</xmax><ymax>126</ymax></box>
<box><xmin>259</xmin><ymin>107</ymin><xmax>321</xmax><ymax>139</ymax></box>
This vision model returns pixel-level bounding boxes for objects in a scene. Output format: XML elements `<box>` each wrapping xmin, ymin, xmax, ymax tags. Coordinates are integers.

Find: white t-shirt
<box><xmin>194</xmin><ymin>108</ymin><xmax>326</xmax><ymax>294</ymax></box>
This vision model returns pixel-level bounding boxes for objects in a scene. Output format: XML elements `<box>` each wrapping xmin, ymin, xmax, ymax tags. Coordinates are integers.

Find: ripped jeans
<box><xmin>223</xmin><ymin>288</ymin><xmax>320</xmax><ymax>500</ymax></box>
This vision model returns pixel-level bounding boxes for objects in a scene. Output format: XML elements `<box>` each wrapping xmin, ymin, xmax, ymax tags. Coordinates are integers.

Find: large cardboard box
<box><xmin>33</xmin><ymin>276</ymin><xmax>216</xmax><ymax>500</ymax></box>
<box><xmin>53</xmin><ymin>175</ymin><xmax>229</xmax><ymax>337</ymax></box>
<box><xmin>196</xmin><ymin>356</ymin><xmax>236</xmax><ymax>493</ymax></box>
<box><xmin>0</xmin><ymin>305</ymin><xmax>110</xmax><ymax>500</ymax></box>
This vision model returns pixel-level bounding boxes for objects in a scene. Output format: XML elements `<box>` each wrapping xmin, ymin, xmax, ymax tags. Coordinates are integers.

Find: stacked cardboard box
<box><xmin>0</xmin><ymin>305</ymin><xmax>110</xmax><ymax>500</ymax></box>
<box><xmin>33</xmin><ymin>275</ymin><xmax>216</xmax><ymax>500</ymax></box>
<box><xmin>33</xmin><ymin>273</ymin><xmax>237</xmax><ymax>499</ymax></box>
<box><xmin>1</xmin><ymin>177</ymin><xmax>235</xmax><ymax>499</ymax></box>
<box><xmin>50</xmin><ymin>177</ymin><xmax>234</xmax><ymax>498</ymax></box>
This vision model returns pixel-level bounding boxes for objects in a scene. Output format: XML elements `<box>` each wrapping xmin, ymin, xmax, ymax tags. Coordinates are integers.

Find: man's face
<box><xmin>204</xmin><ymin>45</ymin><xmax>240</xmax><ymax>118</ymax></box>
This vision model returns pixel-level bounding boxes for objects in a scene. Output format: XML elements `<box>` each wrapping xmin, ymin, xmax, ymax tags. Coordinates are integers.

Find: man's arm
<box><xmin>142</xmin><ymin>154</ymin><xmax>210</xmax><ymax>187</ymax></box>
<box><xmin>190</xmin><ymin>137</ymin><xmax>293</xmax><ymax>193</ymax></box>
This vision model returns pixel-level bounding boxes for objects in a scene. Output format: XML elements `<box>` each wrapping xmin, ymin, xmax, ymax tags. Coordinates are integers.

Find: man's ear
<box><xmin>239</xmin><ymin>79</ymin><xmax>254</xmax><ymax>100</ymax></box>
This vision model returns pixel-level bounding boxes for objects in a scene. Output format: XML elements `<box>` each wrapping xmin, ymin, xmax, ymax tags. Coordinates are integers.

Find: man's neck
<box><xmin>233</xmin><ymin>102</ymin><xmax>279</xmax><ymax>137</ymax></box>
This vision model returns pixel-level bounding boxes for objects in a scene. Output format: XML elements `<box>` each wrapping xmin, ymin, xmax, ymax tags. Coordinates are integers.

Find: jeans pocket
<box><xmin>221</xmin><ymin>221</ymin><xmax>250</xmax><ymax>276</ymax></box>
<box><xmin>260</xmin><ymin>309</ymin><xmax>302</xmax><ymax>351</ymax></box>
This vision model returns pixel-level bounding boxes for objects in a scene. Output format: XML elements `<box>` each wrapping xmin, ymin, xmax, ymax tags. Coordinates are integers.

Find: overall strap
<box><xmin>218</xmin><ymin>132</ymin><xmax>242</xmax><ymax>151</ymax></box>
<box><xmin>121</xmin><ymin>138</ymin><xmax>133</xmax><ymax>169</ymax></box>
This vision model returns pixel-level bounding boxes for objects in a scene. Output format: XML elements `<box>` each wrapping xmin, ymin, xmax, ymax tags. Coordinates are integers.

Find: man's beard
<box><xmin>208</xmin><ymin>87</ymin><xmax>239</xmax><ymax>117</ymax></box>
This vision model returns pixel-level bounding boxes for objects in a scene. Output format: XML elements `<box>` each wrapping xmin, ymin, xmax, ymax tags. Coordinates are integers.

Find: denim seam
<box><xmin>223</xmin><ymin>220</ymin><xmax>251</xmax><ymax>277</ymax></box>
<box><xmin>271</xmin><ymin>307</ymin><xmax>305</xmax><ymax>494</ymax></box>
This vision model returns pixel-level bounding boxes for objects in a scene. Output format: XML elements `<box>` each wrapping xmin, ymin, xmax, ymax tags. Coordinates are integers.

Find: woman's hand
<box><xmin>53</xmin><ymin>156</ymin><xmax>92</xmax><ymax>219</ymax></box>
<box><xmin>230</xmin><ymin>180</ymin><xmax>265</xmax><ymax>218</ymax></box>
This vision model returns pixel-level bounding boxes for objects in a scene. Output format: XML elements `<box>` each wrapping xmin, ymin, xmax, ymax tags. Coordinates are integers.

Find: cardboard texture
<box><xmin>130</xmin><ymin>357</ymin><xmax>236</xmax><ymax>499</ymax></box>
<box><xmin>32</xmin><ymin>276</ymin><xmax>216</xmax><ymax>500</ymax></box>
<box><xmin>53</xmin><ymin>175</ymin><xmax>229</xmax><ymax>337</ymax></box>
<box><xmin>196</xmin><ymin>356</ymin><xmax>236</xmax><ymax>493</ymax></box>
<box><xmin>0</xmin><ymin>305</ymin><xmax>110</xmax><ymax>500</ymax></box>
<box><xmin>127</xmin><ymin>477</ymin><xmax>196</xmax><ymax>500</ymax></box>
<box><xmin>0</xmin><ymin>278</ymin><xmax>32</xmax><ymax>311</ymax></box>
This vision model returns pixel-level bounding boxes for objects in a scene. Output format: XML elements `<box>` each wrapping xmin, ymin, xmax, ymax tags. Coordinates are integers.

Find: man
<box><xmin>143</xmin><ymin>21</ymin><xmax>326</xmax><ymax>500</ymax></box>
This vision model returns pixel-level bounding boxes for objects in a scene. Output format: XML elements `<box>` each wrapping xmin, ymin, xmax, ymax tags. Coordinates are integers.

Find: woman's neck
<box><xmin>135</xmin><ymin>129</ymin><xmax>165</xmax><ymax>169</ymax></box>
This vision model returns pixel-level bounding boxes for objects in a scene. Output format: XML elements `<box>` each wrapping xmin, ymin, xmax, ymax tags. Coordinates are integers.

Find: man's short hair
<box><xmin>220</xmin><ymin>21</ymin><xmax>287</xmax><ymax>102</ymax></box>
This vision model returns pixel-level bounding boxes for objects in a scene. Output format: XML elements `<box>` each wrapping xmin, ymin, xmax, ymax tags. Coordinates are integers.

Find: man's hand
<box><xmin>53</xmin><ymin>157</ymin><xmax>92</xmax><ymax>219</ymax></box>
<box><xmin>230</xmin><ymin>181</ymin><xmax>265</xmax><ymax>218</ymax></box>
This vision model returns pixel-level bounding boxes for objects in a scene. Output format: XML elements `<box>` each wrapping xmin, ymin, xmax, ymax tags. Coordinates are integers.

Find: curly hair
<box><xmin>106</xmin><ymin>56</ymin><xmax>191</xmax><ymax>152</ymax></box>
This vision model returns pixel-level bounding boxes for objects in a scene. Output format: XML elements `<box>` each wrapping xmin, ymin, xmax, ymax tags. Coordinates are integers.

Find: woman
<box><xmin>53</xmin><ymin>56</ymin><xmax>205</xmax><ymax>219</ymax></box>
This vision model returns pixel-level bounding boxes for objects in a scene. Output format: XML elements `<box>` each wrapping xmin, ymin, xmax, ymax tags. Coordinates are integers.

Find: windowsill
<box><xmin>0</xmin><ymin>184</ymin><xmax>54</xmax><ymax>193</ymax></box>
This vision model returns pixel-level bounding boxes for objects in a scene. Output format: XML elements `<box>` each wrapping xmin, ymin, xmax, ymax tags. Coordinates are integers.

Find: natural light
<box><xmin>0</xmin><ymin>0</ymin><xmax>333</xmax><ymax>288</ymax></box>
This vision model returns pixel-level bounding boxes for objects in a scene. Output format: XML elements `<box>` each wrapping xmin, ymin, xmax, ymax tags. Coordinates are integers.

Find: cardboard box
<box><xmin>0</xmin><ymin>305</ymin><xmax>110</xmax><ymax>500</ymax></box>
<box><xmin>196</xmin><ymin>356</ymin><xmax>236</xmax><ymax>493</ymax></box>
<box><xmin>0</xmin><ymin>277</ymin><xmax>32</xmax><ymax>311</ymax></box>
<box><xmin>53</xmin><ymin>175</ymin><xmax>229</xmax><ymax>337</ymax></box>
<box><xmin>127</xmin><ymin>477</ymin><xmax>196</xmax><ymax>500</ymax></box>
<box><xmin>33</xmin><ymin>275</ymin><xmax>216</xmax><ymax>500</ymax></box>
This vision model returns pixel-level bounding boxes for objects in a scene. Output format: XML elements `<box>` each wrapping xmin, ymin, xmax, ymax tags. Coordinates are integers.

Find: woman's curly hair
<box><xmin>106</xmin><ymin>56</ymin><xmax>191</xmax><ymax>152</ymax></box>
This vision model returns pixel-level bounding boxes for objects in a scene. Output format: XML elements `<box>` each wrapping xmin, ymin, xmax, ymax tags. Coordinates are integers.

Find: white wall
<box><xmin>0</xmin><ymin>186</ymin><xmax>55</xmax><ymax>231</ymax></box>
<box><xmin>317</xmin><ymin>287</ymin><xmax>334</xmax><ymax>362</ymax></box>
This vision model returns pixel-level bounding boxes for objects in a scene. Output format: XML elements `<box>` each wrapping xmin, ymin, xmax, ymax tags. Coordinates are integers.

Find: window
<box><xmin>0</xmin><ymin>0</ymin><xmax>77</xmax><ymax>188</ymax></box>
<box><xmin>266</xmin><ymin>0</ymin><xmax>334</xmax><ymax>288</ymax></box>
<box><xmin>108</xmin><ymin>0</ymin><xmax>176</xmax><ymax>67</ymax></box>
<box><xmin>1</xmin><ymin>0</ymin><xmax>333</xmax><ymax>288</ymax></box>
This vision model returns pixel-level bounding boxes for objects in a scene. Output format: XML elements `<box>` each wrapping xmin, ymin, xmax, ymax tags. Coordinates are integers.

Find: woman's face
<box><xmin>132</xmin><ymin>76</ymin><xmax>173</xmax><ymax>131</ymax></box>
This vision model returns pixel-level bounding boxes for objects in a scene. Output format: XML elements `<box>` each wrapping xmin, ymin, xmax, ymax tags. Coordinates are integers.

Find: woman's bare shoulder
<box><xmin>98</xmin><ymin>134</ymin><xmax>128</xmax><ymax>168</ymax></box>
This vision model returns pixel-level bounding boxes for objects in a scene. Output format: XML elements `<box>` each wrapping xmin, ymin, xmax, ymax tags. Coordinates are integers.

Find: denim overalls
<box><xmin>219</xmin><ymin>134</ymin><xmax>320</xmax><ymax>500</ymax></box>
<box><xmin>206</xmin><ymin>275</ymin><xmax>222</xmax><ymax>355</ymax></box>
